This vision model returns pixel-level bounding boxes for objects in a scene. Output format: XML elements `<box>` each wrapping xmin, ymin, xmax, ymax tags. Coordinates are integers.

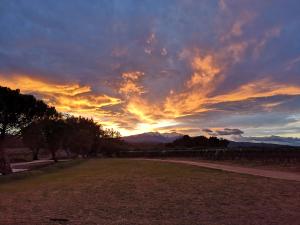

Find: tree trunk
<box><xmin>64</xmin><ymin>148</ymin><xmax>71</xmax><ymax>158</ymax></box>
<box><xmin>32</xmin><ymin>148</ymin><xmax>40</xmax><ymax>161</ymax></box>
<box><xmin>0</xmin><ymin>140</ymin><xmax>12</xmax><ymax>175</ymax></box>
<box><xmin>51</xmin><ymin>150</ymin><xmax>58</xmax><ymax>163</ymax></box>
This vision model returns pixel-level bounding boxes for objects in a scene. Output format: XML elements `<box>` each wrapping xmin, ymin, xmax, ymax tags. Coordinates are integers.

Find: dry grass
<box><xmin>0</xmin><ymin>159</ymin><xmax>299</xmax><ymax>225</ymax></box>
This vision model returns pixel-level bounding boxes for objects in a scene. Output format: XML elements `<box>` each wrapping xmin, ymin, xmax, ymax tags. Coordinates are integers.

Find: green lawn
<box><xmin>0</xmin><ymin>159</ymin><xmax>299</xmax><ymax>225</ymax></box>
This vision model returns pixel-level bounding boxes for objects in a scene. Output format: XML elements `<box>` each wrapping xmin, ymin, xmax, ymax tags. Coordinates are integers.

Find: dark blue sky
<box><xmin>1</xmin><ymin>0</ymin><xmax>300</xmax><ymax>138</ymax></box>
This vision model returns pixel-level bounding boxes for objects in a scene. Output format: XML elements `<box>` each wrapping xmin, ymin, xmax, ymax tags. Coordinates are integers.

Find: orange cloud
<box><xmin>125</xmin><ymin>96</ymin><xmax>167</xmax><ymax>123</ymax></box>
<box><xmin>162</xmin><ymin>54</ymin><xmax>300</xmax><ymax>122</ymax></box>
<box><xmin>0</xmin><ymin>75</ymin><xmax>91</xmax><ymax>96</ymax></box>
<box><xmin>164</xmin><ymin>53</ymin><xmax>222</xmax><ymax>117</ymax></box>
<box><xmin>187</xmin><ymin>55</ymin><xmax>221</xmax><ymax>88</ymax></box>
<box><xmin>119</xmin><ymin>71</ymin><xmax>145</xmax><ymax>96</ymax></box>
<box><xmin>211</xmin><ymin>78</ymin><xmax>300</xmax><ymax>103</ymax></box>
<box><xmin>0</xmin><ymin>74</ymin><xmax>122</xmax><ymax>128</ymax></box>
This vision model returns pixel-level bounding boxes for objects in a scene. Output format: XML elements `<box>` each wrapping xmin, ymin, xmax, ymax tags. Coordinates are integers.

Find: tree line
<box><xmin>0</xmin><ymin>86</ymin><xmax>121</xmax><ymax>175</ymax></box>
<box><xmin>166</xmin><ymin>135</ymin><xmax>230</xmax><ymax>148</ymax></box>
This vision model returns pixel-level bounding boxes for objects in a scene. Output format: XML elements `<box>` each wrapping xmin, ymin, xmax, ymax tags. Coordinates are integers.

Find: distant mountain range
<box><xmin>122</xmin><ymin>132</ymin><xmax>183</xmax><ymax>143</ymax></box>
<box><xmin>123</xmin><ymin>132</ymin><xmax>300</xmax><ymax>147</ymax></box>
<box><xmin>232</xmin><ymin>135</ymin><xmax>300</xmax><ymax>147</ymax></box>
<box><xmin>228</xmin><ymin>141</ymin><xmax>296</xmax><ymax>149</ymax></box>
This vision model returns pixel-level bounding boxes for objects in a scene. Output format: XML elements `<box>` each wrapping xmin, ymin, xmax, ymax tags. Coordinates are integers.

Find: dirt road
<box><xmin>139</xmin><ymin>159</ymin><xmax>300</xmax><ymax>181</ymax></box>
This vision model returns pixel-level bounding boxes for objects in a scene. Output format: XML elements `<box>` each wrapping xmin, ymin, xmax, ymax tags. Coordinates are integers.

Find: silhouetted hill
<box><xmin>235</xmin><ymin>135</ymin><xmax>300</xmax><ymax>147</ymax></box>
<box><xmin>122</xmin><ymin>132</ymin><xmax>183</xmax><ymax>143</ymax></box>
<box><xmin>228</xmin><ymin>141</ymin><xmax>299</xmax><ymax>149</ymax></box>
<box><xmin>122</xmin><ymin>132</ymin><xmax>300</xmax><ymax>149</ymax></box>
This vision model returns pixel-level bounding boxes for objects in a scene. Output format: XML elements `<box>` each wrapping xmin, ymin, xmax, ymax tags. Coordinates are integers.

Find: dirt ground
<box><xmin>0</xmin><ymin>159</ymin><xmax>299</xmax><ymax>225</ymax></box>
<box><xmin>139</xmin><ymin>158</ymin><xmax>300</xmax><ymax>181</ymax></box>
<box><xmin>168</xmin><ymin>157</ymin><xmax>300</xmax><ymax>173</ymax></box>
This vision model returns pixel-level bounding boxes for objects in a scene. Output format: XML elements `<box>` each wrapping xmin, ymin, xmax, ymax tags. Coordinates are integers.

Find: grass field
<box><xmin>0</xmin><ymin>159</ymin><xmax>300</xmax><ymax>225</ymax></box>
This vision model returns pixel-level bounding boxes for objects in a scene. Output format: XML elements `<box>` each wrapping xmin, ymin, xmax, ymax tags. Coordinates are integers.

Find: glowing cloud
<box><xmin>119</xmin><ymin>71</ymin><xmax>145</xmax><ymax>96</ymax></box>
<box><xmin>187</xmin><ymin>55</ymin><xmax>221</xmax><ymax>88</ymax></box>
<box><xmin>211</xmin><ymin>78</ymin><xmax>300</xmax><ymax>103</ymax></box>
<box><xmin>164</xmin><ymin>52</ymin><xmax>222</xmax><ymax>117</ymax></box>
<box><xmin>0</xmin><ymin>74</ymin><xmax>122</xmax><ymax>126</ymax></box>
<box><xmin>0</xmin><ymin>75</ymin><xmax>91</xmax><ymax>96</ymax></box>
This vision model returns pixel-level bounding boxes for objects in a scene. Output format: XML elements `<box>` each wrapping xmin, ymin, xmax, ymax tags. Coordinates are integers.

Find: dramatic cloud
<box><xmin>119</xmin><ymin>71</ymin><xmax>145</xmax><ymax>96</ymax></box>
<box><xmin>0</xmin><ymin>74</ymin><xmax>122</xmax><ymax>128</ymax></box>
<box><xmin>203</xmin><ymin>128</ymin><xmax>244</xmax><ymax>136</ymax></box>
<box><xmin>0</xmin><ymin>0</ymin><xmax>300</xmax><ymax>137</ymax></box>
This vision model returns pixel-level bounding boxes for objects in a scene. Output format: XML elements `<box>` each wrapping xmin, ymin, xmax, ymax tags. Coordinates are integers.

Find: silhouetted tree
<box><xmin>22</xmin><ymin>122</ymin><xmax>45</xmax><ymax>160</ymax></box>
<box><xmin>21</xmin><ymin>102</ymin><xmax>57</xmax><ymax>161</ymax></box>
<box><xmin>41</xmin><ymin>117</ymin><xmax>65</xmax><ymax>162</ymax></box>
<box><xmin>104</xmin><ymin>128</ymin><xmax>121</xmax><ymax>139</ymax></box>
<box><xmin>63</xmin><ymin>117</ymin><xmax>104</xmax><ymax>157</ymax></box>
<box><xmin>0</xmin><ymin>86</ymin><xmax>56</xmax><ymax>174</ymax></box>
<box><xmin>167</xmin><ymin>135</ymin><xmax>229</xmax><ymax>149</ymax></box>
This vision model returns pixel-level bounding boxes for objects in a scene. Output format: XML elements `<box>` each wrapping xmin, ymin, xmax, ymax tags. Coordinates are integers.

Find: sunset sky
<box><xmin>1</xmin><ymin>0</ymin><xmax>300</xmax><ymax>139</ymax></box>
